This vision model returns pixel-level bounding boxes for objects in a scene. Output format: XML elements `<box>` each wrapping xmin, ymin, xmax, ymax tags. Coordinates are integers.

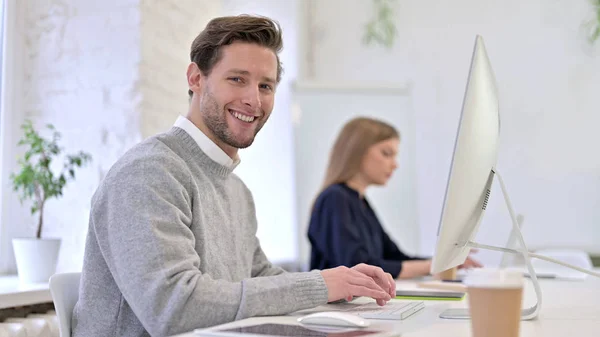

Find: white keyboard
<box><xmin>343</xmin><ymin>301</ymin><xmax>425</xmax><ymax>320</ymax></box>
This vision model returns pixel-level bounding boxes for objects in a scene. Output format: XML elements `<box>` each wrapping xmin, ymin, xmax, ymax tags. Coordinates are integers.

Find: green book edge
<box><xmin>395</xmin><ymin>295</ymin><xmax>464</xmax><ymax>301</ymax></box>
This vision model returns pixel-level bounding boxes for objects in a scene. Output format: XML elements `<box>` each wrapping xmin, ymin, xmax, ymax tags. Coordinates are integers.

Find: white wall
<box><xmin>300</xmin><ymin>0</ymin><xmax>600</xmax><ymax>265</ymax></box>
<box><xmin>15</xmin><ymin>0</ymin><xmax>144</xmax><ymax>274</ymax></box>
<box><xmin>0</xmin><ymin>0</ymin><xmax>218</xmax><ymax>274</ymax></box>
<box><xmin>1</xmin><ymin>0</ymin><xmax>301</xmax><ymax>274</ymax></box>
<box><xmin>139</xmin><ymin>0</ymin><xmax>221</xmax><ymax>138</ymax></box>
<box><xmin>4</xmin><ymin>0</ymin><xmax>597</xmax><ymax>275</ymax></box>
<box><xmin>292</xmin><ymin>83</ymin><xmax>418</xmax><ymax>270</ymax></box>
<box><xmin>221</xmin><ymin>0</ymin><xmax>301</xmax><ymax>264</ymax></box>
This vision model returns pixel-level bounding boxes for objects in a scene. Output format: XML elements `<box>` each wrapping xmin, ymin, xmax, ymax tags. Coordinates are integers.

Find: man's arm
<box><xmin>239</xmin><ymin>184</ymin><xmax>287</xmax><ymax>278</ymax></box>
<box><xmin>92</xmin><ymin>154</ymin><xmax>328</xmax><ymax>336</ymax></box>
<box><xmin>250</xmin><ymin>239</ymin><xmax>287</xmax><ymax>277</ymax></box>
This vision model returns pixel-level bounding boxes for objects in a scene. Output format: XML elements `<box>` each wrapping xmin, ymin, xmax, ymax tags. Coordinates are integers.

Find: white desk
<box><xmin>174</xmin><ymin>275</ymin><xmax>600</xmax><ymax>337</ymax></box>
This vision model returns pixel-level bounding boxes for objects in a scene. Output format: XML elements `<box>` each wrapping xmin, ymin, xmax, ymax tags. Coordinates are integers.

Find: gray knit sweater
<box><xmin>72</xmin><ymin>127</ymin><xmax>328</xmax><ymax>337</ymax></box>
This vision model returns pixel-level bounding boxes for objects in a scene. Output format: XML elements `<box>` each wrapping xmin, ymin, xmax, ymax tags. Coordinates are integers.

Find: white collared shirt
<box><xmin>173</xmin><ymin>116</ymin><xmax>240</xmax><ymax>169</ymax></box>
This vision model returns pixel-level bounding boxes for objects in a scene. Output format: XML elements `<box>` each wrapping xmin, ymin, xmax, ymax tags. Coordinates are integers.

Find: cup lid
<box><xmin>463</xmin><ymin>268</ymin><xmax>524</xmax><ymax>289</ymax></box>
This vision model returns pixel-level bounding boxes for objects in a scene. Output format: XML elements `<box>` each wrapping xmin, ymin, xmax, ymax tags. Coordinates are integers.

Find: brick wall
<box><xmin>138</xmin><ymin>0</ymin><xmax>220</xmax><ymax>138</ymax></box>
<box><xmin>1</xmin><ymin>0</ymin><xmax>217</xmax><ymax>274</ymax></box>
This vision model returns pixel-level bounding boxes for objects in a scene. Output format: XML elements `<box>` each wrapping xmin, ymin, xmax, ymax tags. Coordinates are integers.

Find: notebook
<box><xmin>395</xmin><ymin>289</ymin><xmax>465</xmax><ymax>301</ymax></box>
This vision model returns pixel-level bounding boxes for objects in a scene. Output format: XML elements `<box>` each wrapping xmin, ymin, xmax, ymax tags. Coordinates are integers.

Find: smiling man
<box><xmin>72</xmin><ymin>15</ymin><xmax>396</xmax><ymax>337</ymax></box>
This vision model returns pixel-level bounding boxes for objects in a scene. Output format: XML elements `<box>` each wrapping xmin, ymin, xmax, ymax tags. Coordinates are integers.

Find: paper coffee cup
<box><xmin>464</xmin><ymin>269</ymin><xmax>524</xmax><ymax>337</ymax></box>
<box><xmin>435</xmin><ymin>266</ymin><xmax>458</xmax><ymax>280</ymax></box>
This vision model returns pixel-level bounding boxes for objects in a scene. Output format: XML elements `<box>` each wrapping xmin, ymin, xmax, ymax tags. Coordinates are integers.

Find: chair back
<box><xmin>49</xmin><ymin>272</ymin><xmax>81</xmax><ymax>337</ymax></box>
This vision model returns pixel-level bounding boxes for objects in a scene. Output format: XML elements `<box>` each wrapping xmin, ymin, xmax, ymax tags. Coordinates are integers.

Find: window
<box><xmin>0</xmin><ymin>0</ymin><xmax>10</xmax><ymax>273</ymax></box>
<box><xmin>0</xmin><ymin>0</ymin><xmax>5</xmax><ymax>115</ymax></box>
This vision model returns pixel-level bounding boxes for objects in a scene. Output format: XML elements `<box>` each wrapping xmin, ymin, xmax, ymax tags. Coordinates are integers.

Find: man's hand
<box><xmin>321</xmin><ymin>264</ymin><xmax>394</xmax><ymax>306</ymax></box>
<box><xmin>351</xmin><ymin>264</ymin><xmax>396</xmax><ymax>306</ymax></box>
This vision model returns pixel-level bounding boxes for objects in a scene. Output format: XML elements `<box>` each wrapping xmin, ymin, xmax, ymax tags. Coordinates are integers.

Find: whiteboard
<box><xmin>292</xmin><ymin>81</ymin><xmax>419</xmax><ymax>270</ymax></box>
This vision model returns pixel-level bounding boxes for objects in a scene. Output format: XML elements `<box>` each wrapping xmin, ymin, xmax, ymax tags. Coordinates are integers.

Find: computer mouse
<box><xmin>297</xmin><ymin>311</ymin><xmax>371</xmax><ymax>328</ymax></box>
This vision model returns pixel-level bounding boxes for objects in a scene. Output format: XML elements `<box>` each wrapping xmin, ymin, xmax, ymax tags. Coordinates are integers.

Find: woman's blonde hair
<box><xmin>320</xmin><ymin>117</ymin><xmax>400</xmax><ymax>191</ymax></box>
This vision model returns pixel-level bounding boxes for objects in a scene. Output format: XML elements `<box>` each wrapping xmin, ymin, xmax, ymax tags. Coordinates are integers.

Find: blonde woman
<box><xmin>308</xmin><ymin>117</ymin><xmax>481</xmax><ymax>279</ymax></box>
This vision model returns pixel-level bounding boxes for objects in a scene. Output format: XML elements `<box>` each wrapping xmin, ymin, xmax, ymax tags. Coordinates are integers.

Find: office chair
<box><xmin>49</xmin><ymin>272</ymin><xmax>81</xmax><ymax>337</ymax></box>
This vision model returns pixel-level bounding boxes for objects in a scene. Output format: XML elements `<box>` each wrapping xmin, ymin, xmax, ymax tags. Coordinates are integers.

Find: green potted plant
<box><xmin>10</xmin><ymin>120</ymin><xmax>91</xmax><ymax>284</ymax></box>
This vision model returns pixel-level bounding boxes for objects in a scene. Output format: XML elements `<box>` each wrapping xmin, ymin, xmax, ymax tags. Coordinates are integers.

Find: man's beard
<box><xmin>199</xmin><ymin>88</ymin><xmax>266</xmax><ymax>149</ymax></box>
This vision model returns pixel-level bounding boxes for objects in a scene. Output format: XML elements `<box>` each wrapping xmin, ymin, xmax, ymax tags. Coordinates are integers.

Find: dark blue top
<box><xmin>308</xmin><ymin>183</ymin><xmax>423</xmax><ymax>277</ymax></box>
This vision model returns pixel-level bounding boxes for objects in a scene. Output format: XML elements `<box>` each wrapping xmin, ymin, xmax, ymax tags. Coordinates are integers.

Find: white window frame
<box><xmin>0</xmin><ymin>0</ymin><xmax>4</xmax><ymax>110</ymax></box>
<box><xmin>0</xmin><ymin>0</ymin><xmax>26</xmax><ymax>274</ymax></box>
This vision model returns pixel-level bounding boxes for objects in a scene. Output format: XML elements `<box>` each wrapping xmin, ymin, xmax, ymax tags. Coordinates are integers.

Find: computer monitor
<box><xmin>428</xmin><ymin>35</ymin><xmax>543</xmax><ymax>320</ymax></box>
<box><xmin>429</xmin><ymin>35</ymin><xmax>598</xmax><ymax>321</ymax></box>
<box><xmin>430</xmin><ymin>35</ymin><xmax>500</xmax><ymax>275</ymax></box>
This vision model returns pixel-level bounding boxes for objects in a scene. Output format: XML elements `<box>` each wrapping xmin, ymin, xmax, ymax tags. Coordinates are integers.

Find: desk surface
<box><xmin>174</xmin><ymin>274</ymin><xmax>600</xmax><ymax>337</ymax></box>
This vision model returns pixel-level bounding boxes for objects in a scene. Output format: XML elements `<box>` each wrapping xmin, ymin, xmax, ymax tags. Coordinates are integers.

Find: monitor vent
<box><xmin>482</xmin><ymin>189</ymin><xmax>491</xmax><ymax>210</ymax></box>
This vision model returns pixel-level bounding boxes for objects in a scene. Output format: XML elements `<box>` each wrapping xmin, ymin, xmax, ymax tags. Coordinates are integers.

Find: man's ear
<box><xmin>187</xmin><ymin>62</ymin><xmax>203</xmax><ymax>96</ymax></box>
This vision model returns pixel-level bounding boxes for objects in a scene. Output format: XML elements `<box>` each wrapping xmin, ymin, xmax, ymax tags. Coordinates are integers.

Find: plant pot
<box><xmin>12</xmin><ymin>238</ymin><xmax>61</xmax><ymax>284</ymax></box>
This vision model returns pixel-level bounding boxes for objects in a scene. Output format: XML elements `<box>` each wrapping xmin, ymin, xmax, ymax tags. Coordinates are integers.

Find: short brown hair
<box><xmin>188</xmin><ymin>15</ymin><xmax>284</xmax><ymax>97</ymax></box>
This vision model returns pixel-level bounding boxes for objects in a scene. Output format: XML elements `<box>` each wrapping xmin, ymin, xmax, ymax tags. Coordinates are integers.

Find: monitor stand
<box><xmin>439</xmin><ymin>169</ymin><xmax>542</xmax><ymax>320</ymax></box>
<box><xmin>439</xmin><ymin>169</ymin><xmax>600</xmax><ymax>321</ymax></box>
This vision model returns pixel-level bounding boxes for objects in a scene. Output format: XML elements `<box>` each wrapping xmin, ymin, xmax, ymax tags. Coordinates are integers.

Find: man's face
<box><xmin>196</xmin><ymin>42</ymin><xmax>277</xmax><ymax>151</ymax></box>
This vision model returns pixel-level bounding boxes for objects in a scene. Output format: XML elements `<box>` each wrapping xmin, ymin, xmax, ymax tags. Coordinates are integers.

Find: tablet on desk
<box><xmin>194</xmin><ymin>323</ymin><xmax>385</xmax><ymax>337</ymax></box>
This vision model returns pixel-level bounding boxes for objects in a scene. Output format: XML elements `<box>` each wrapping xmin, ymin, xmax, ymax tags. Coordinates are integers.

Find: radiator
<box><xmin>0</xmin><ymin>311</ymin><xmax>58</xmax><ymax>337</ymax></box>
